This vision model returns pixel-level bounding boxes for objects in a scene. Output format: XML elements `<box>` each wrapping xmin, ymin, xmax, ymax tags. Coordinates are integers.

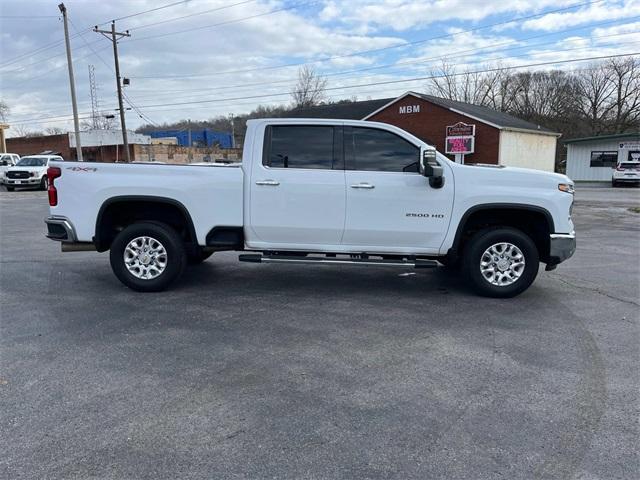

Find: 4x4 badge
<box><xmin>66</xmin><ymin>167</ymin><xmax>97</xmax><ymax>172</ymax></box>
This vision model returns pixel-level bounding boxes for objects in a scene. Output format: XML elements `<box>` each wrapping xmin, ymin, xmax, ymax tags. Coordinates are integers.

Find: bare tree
<box><xmin>12</xmin><ymin>124</ymin><xmax>44</xmax><ymax>137</ymax></box>
<box><xmin>291</xmin><ymin>66</ymin><xmax>328</xmax><ymax>108</ymax></box>
<box><xmin>427</xmin><ymin>61</ymin><xmax>514</xmax><ymax>107</ymax></box>
<box><xmin>576</xmin><ymin>65</ymin><xmax>615</xmax><ymax>135</ymax></box>
<box><xmin>0</xmin><ymin>100</ymin><xmax>8</xmax><ymax>122</ymax></box>
<box><xmin>81</xmin><ymin>112</ymin><xmax>116</xmax><ymax>130</ymax></box>
<box><xmin>607</xmin><ymin>57</ymin><xmax>640</xmax><ymax>133</ymax></box>
<box><xmin>45</xmin><ymin>127</ymin><xmax>65</xmax><ymax>135</ymax></box>
<box><xmin>507</xmin><ymin>70</ymin><xmax>579</xmax><ymax>129</ymax></box>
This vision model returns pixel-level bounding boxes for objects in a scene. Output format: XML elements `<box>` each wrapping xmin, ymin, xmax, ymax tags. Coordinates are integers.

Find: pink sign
<box><xmin>445</xmin><ymin>136</ymin><xmax>474</xmax><ymax>154</ymax></box>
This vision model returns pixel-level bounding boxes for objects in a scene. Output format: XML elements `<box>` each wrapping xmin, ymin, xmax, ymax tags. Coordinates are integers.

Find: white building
<box><xmin>69</xmin><ymin>129</ymin><xmax>151</xmax><ymax>148</ymax></box>
<box><xmin>565</xmin><ymin>133</ymin><xmax>640</xmax><ymax>181</ymax></box>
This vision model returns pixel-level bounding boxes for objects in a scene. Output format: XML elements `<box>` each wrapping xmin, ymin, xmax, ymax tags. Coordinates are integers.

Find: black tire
<box><xmin>39</xmin><ymin>176</ymin><xmax>48</xmax><ymax>191</ymax></box>
<box><xmin>612</xmin><ymin>180</ymin><xmax>617</xmax><ymax>188</ymax></box>
<box><xmin>6</xmin><ymin>187</ymin><xmax>14</xmax><ymax>191</ymax></box>
<box><xmin>462</xmin><ymin>227</ymin><xmax>539</xmax><ymax>298</ymax></box>
<box><xmin>187</xmin><ymin>249</ymin><xmax>214</xmax><ymax>265</ymax></box>
<box><xmin>109</xmin><ymin>222</ymin><xmax>187</xmax><ymax>292</ymax></box>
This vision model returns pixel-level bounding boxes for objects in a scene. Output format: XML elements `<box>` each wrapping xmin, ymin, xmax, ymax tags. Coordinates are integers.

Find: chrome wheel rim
<box><xmin>123</xmin><ymin>236</ymin><xmax>168</xmax><ymax>280</ymax></box>
<box><xmin>480</xmin><ymin>242</ymin><xmax>525</xmax><ymax>287</ymax></box>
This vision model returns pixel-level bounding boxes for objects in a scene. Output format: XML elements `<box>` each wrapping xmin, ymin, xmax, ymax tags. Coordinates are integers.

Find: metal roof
<box><xmin>286</xmin><ymin>92</ymin><xmax>559</xmax><ymax>136</ymax></box>
<box><xmin>286</xmin><ymin>98</ymin><xmax>395</xmax><ymax>120</ymax></box>
<box><xmin>563</xmin><ymin>132</ymin><xmax>640</xmax><ymax>144</ymax></box>
<box><xmin>365</xmin><ymin>92</ymin><xmax>559</xmax><ymax>135</ymax></box>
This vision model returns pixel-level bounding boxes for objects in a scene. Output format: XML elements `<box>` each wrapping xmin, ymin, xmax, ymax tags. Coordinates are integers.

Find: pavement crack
<box><xmin>549</xmin><ymin>274</ymin><xmax>640</xmax><ymax>308</ymax></box>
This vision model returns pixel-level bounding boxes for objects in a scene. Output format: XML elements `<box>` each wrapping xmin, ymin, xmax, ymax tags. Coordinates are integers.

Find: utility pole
<box><xmin>94</xmin><ymin>22</ymin><xmax>130</xmax><ymax>162</ymax></box>
<box><xmin>58</xmin><ymin>3</ymin><xmax>83</xmax><ymax>161</ymax></box>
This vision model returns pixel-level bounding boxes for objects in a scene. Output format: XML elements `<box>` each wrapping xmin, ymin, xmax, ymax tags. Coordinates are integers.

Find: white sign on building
<box><xmin>398</xmin><ymin>105</ymin><xmax>420</xmax><ymax>114</ymax></box>
<box><xmin>69</xmin><ymin>129</ymin><xmax>151</xmax><ymax>148</ymax></box>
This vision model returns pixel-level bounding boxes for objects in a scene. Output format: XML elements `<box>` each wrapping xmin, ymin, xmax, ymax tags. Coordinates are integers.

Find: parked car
<box><xmin>44</xmin><ymin>118</ymin><xmax>576</xmax><ymax>298</ymax></box>
<box><xmin>612</xmin><ymin>161</ymin><xmax>640</xmax><ymax>187</ymax></box>
<box><xmin>4</xmin><ymin>155</ymin><xmax>63</xmax><ymax>191</ymax></box>
<box><xmin>0</xmin><ymin>153</ymin><xmax>20</xmax><ymax>185</ymax></box>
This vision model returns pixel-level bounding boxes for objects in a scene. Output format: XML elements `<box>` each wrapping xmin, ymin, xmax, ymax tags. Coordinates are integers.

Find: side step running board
<box><xmin>238</xmin><ymin>254</ymin><xmax>438</xmax><ymax>269</ymax></box>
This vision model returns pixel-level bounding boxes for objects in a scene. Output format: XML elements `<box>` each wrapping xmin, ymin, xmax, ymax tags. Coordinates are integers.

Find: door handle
<box><xmin>350</xmin><ymin>183</ymin><xmax>375</xmax><ymax>189</ymax></box>
<box><xmin>256</xmin><ymin>179</ymin><xmax>280</xmax><ymax>186</ymax></box>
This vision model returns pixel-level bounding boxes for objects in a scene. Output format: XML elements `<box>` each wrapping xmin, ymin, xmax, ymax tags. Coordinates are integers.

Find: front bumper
<box><xmin>6</xmin><ymin>178</ymin><xmax>40</xmax><ymax>185</ymax></box>
<box><xmin>548</xmin><ymin>232</ymin><xmax>576</xmax><ymax>266</ymax></box>
<box><xmin>45</xmin><ymin>216</ymin><xmax>77</xmax><ymax>242</ymax></box>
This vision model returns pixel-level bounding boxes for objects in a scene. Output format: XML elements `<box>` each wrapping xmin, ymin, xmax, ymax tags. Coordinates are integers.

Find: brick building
<box><xmin>288</xmin><ymin>92</ymin><xmax>561</xmax><ymax>172</ymax></box>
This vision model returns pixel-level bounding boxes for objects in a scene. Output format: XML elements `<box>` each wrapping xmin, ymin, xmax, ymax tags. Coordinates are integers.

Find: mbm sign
<box><xmin>399</xmin><ymin>105</ymin><xmax>420</xmax><ymax>114</ymax></box>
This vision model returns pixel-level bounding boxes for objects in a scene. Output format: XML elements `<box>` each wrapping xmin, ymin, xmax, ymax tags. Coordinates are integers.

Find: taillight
<box><xmin>47</xmin><ymin>166</ymin><xmax>61</xmax><ymax>206</ymax></box>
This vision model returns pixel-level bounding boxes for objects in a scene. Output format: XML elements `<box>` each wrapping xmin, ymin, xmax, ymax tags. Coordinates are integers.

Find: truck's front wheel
<box><xmin>109</xmin><ymin>222</ymin><xmax>187</xmax><ymax>292</ymax></box>
<box><xmin>462</xmin><ymin>227</ymin><xmax>539</xmax><ymax>298</ymax></box>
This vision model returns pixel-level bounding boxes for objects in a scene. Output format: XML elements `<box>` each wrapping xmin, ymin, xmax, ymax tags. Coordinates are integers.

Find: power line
<box><xmin>126</xmin><ymin>0</ymin><xmax>318</xmax><ymax>43</ymax></box>
<box><xmin>0</xmin><ymin>0</ymin><xmax>190</xmax><ymax>69</ymax></box>
<box><xmin>10</xmin><ymin>52</ymin><xmax>638</xmax><ymax>125</ymax></box>
<box><xmin>128</xmin><ymin>0</ymin><xmax>259</xmax><ymax>31</ymax></box>
<box><xmin>0</xmin><ymin>0</ymin><xmax>605</xmax><ymax>75</ymax></box>
<box><xmin>130</xmin><ymin>0</ymin><xmax>607</xmax><ymax>79</ymax></box>
<box><xmin>123</xmin><ymin>91</ymin><xmax>159</xmax><ymax>126</ymax></box>
<box><xmin>9</xmin><ymin>25</ymin><xmax>638</xmax><ymax>123</ymax></box>
<box><xmin>126</xmin><ymin>37</ymin><xmax>640</xmax><ymax>107</ymax></box>
<box><xmin>0</xmin><ymin>36</ymin><xmax>102</xmax><ymax>74</ymax></box>
<box><xmin>126</xmin><ymin>25</ymin><xmax>640</xmax><ymax>103</ymax></box>
<box><xmin>100</xmin><ymin>0</ymin><xmax>193</xmax><ymax>25</ymax></box>
<box><xmin>131</xmin><ymin>53</ymin><xmax>640</xmax><ymax>110</ymax></box>
<box><xmin>0</xmin><ymin>15</ymin><xmax>59</xmax><ymax>18</ymax></box>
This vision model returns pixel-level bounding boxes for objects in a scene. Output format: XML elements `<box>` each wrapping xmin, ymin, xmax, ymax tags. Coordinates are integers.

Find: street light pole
<box><xmin>58</xmin><ymin>3</ymin><xmax>83</xmax><ymax>161</ymax></box>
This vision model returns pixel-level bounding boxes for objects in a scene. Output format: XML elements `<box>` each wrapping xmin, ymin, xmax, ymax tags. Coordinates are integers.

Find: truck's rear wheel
<box><xmin>109</xmin><ymin>222</ymin><xmax>186</xmax><ymax>292</ymax></box>
<box><xmin>462</xmin><ymin>227</ymin><xmax>539</xmax><ymax>298</ymax></box>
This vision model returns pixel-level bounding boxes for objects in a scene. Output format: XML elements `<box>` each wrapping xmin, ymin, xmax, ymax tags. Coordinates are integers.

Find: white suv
<box><xmin>612</xmin><ymin>161</ymin><xmax>640</xmax><ymax>187</ymax></box>
<box><xmin>0</xmin><ymin>153</ymin><xmax>20</xmax><ymax>184</ymax></box>
<box><xmin>4</xmin><ymin>155</ymin><xmax>64</xmax><ymax>191</ymax></box>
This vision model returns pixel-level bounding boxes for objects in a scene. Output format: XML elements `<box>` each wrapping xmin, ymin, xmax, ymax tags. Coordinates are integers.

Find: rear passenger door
<box><xmin>249</xmin><ymin>124</ymin><xmax>346</xmax><ymax>247</ymax></box>
<box><xmin>342</xmin><ymin>126</ymin><xmax>454</xmax><ymax>252</ymax></box>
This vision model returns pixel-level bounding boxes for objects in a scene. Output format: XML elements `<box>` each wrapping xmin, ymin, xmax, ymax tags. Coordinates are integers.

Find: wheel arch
<box><xmin>448</xmin><ymin>203</ymin><xmax>555</xmax><ymax>263</ymax></box>
<box><xmin>94</xmin><ymin>195</ymin><xmax>198</xmax><ymax>252</ymax></box>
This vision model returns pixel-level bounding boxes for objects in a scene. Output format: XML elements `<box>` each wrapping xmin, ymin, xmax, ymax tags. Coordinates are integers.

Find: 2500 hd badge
<box><xmin>406</xmin><ymin>213</ymin><xmax>445</xmax><ymax>218</ymax></box>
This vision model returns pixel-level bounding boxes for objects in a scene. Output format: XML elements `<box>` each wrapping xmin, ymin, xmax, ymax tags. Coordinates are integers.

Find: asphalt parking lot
<box><xmin>1</xmin><ymin>185</ymin><xmax>638</xmax><ymax>479</ymax></box>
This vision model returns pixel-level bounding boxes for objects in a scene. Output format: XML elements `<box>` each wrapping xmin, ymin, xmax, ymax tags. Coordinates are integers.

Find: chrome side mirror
<box><xmin>420</xmin><ymin>147</ymin><xmax>444</xmax><ymax>189</ymax></box>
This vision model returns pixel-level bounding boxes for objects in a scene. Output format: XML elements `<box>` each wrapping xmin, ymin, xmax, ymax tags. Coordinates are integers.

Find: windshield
<box><xmin>16</xmin><ymin>157</ymin><xmax>47</xmax><ymax>167</ymax></box>
<box><xmin>619</xmin><ymin>163</ymin><xmax>640</xmax><ymax>170</ymax></box>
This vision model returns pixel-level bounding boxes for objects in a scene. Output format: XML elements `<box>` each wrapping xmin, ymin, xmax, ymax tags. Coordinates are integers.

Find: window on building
<box><xmin>348</xmin><ymin>127</ymin><xmax>419</xmax><ymax>172</ymax></box>
<box><xmin>590</xmin><ymin>151</ymin><xmax>618</xmax><ymax>167</ymax></box>
<box><xmin>263</xmin><ymin>125</ymin><xmax>336</xmax><ymax>170</ymax></box>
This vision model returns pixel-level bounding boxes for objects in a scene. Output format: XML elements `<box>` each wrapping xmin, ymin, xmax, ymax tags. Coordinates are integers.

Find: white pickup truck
<box><xmin>44</xmin><ymin>118</ymin><xmax>575</xmax><ymax>297</ymax></box>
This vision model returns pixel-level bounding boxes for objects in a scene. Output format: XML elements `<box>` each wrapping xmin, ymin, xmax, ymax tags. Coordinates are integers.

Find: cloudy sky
<box><xmin>1</xmin><ymin>0</ymin><xmax>639</xmax><ymax>134</ymax></box>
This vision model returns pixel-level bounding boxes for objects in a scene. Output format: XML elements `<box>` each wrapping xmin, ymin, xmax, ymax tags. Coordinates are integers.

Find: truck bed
<box><xmin>50</xmin><ymin>161</ymin><xmax>244</xmax><ymax>245</ymax></box>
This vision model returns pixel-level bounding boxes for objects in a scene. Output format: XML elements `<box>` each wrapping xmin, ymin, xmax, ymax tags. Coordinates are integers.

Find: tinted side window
<box><xmin>264</xmin><ymin>125</ymin><xmax>336</xmax><ymax>169</ymax></box>
<box><xmin>349</xmin><ymin>127</ymin><xmax>419</xmax><ymax>172</ymax></box>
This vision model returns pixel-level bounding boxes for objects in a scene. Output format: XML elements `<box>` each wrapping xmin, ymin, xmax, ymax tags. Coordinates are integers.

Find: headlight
<box><xmin>558</xmin><ymin>183</ymin><xmax>575</xmax><ymax>194</ymax></box>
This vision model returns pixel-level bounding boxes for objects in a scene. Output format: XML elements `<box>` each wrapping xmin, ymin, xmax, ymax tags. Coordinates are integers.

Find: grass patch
<box><xmin>628</xmin><ymin>207</ymin><xmax>640</xmax><ymax>214</ymax></box>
